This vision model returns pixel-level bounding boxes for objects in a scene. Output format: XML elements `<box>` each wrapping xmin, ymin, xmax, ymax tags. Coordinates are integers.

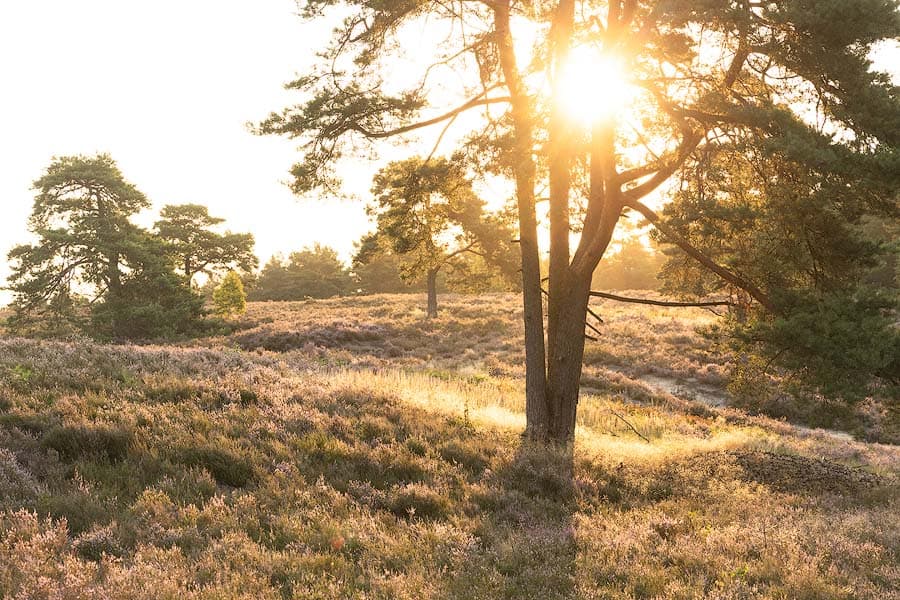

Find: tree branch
<box><xmin>353</xmin><ymin>94</ymin><xmax>511</xmax><ymax>139</ymax></box>
<box><xmin>621</xmin><ymin>130</ymin><xmax>703</xmax><ymax>202</ymax></box>
<box><xmin>542</xmin><ymin>286</ymin><xmax>604</xmax><ymax>337</ymax></box>
<box><xmin>590</xmin><ymin>290</ymin><xmax>733</xmax><ymax>307</ymax></box>
<box><xmin>610</xmin><ymin>409</ymin><xmax>650</xmax><ymax>443</ymax></box>
<box><xmin>443</xmin><ymin>241</ymin><xmax>479</xmax><ymax>263</ymax></box>
<box><xmin>625</xmin><ymin>199</ymin><xmax>776</xmax><ymax>312</ymax></box>
<box><xmin>620</xmin><ymin>32</ymin><xmax>750</xmax><ymax>197</ymax></box>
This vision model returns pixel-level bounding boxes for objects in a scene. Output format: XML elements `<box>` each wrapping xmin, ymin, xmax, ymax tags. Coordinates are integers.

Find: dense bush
<box><xmin>91</xmin><ymin>269</ymin><xmax>206</xmax><ymax>340</ymax></box>
<box><xmin>212</xmin><ymin>271</ymin><xmax>247</xmax><ymax>317</ymax></box>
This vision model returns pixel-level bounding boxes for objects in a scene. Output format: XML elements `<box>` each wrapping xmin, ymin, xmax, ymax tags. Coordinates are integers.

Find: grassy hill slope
<box><xmin>0</xmin><ymin>295</ymin><xmax>897</xmax><ymax>599</ymax></box>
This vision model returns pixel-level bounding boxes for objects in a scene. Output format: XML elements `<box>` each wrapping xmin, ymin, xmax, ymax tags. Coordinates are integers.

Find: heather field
<box><xmin>1</xmin><ymin>294</ymin><xmax>898</xmax><ymax>599</ymax></box>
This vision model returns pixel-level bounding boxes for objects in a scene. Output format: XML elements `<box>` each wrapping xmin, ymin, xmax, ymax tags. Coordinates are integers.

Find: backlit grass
<box><xmin>0</xmin><ymin>297</ymin><xmax>898</xmax><ymax>598</ymax></box>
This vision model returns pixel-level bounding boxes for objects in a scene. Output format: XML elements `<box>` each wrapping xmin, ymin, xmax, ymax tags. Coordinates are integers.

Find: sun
<box><xmin>556</xmin><ymin>46</ymin><xmax>634</xmax><ymax>127</ymax></box>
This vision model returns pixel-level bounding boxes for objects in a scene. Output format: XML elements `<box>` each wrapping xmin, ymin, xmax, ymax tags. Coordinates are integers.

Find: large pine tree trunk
<box><xmin>107</xmin><ymin>252</ymin><xmax>122</xmax><ymax>296</ymax></box>
<box><xmin>426</xmin><ymin>269</ymin><xmax>438</xmax><ymax>318</ymax></box>
<box><xmin>517</xmin><ymin>166</ymin><xmax>550</xmax><ymax>439</ymax></box>
<box><xmin>545</xmin><ymin>276</ymin><xmax>592</xmax><ymax>442</ymax></box>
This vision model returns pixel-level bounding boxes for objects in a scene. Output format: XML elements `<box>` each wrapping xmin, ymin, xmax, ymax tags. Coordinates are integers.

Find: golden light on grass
<box><xmin>2</xmin><ymin>296</ymin><xmax>899</xmax><ymax>598</ymax></box>
<box><xmin>556</xmin><ymin>46</ymin><xmax>636</xmax><ymax>126</ymax></box>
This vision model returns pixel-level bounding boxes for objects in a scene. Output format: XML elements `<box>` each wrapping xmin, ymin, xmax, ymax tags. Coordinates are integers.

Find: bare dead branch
<box><xmin>610</xmin><ymin>409</ymin><xmax>650</xmax><ymax>443</ymax></box>
<box><xmin>590</xmin><ymin>291</ymin><xmax>733</xmax><ymax>307</ymax></box>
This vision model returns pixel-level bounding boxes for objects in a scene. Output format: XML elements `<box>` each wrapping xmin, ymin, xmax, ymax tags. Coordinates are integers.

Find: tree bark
<box><xmin>547</xmin><ymin>0</ymin><xmax>575</xmax><ymax>370</ymax></box>
<box><xmin>96</xmin><ymin>191</ymin><xmax>122</xmax><ymax>297</ymax></box>
<box><xmin>518</xmin><ymin>166</ymin><xmax>550</xmax><ymax>440</ymax></box>
<box><xmin>494</xmin><ymin>1</ymin><xmax>549</xmax><ymax>440</ymax></box>
<box><xmin>545</xmin><ymin>273</ymin><xmax>592</xmax><ymax>442</ymax></box>
<box><xmin>106</xmin><ymin>253</ymin><xmax>121</xmax><ymax>295</ymax></box>
<box><xmin>544</xmin><ymin>124</ymin><xmax>621</xmax><ymax>444</ymax></box>
<box><xmin>426</xmin><ymin>268</ymin><xmax>438</xmax><ymax>318</ymax></box>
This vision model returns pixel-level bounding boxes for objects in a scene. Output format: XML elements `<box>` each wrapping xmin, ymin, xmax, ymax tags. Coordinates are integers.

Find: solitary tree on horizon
<box><xmin>360</xmin><ymin>155</ymin><xmax>517</xmax><ymax>317</ymax></box>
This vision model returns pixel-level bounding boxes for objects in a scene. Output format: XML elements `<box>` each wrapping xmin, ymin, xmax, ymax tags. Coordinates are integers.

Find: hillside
<box><xmin>0</xmin><ymin>295</ymin><xmax>898</xmax><ymax>598</ymax></box>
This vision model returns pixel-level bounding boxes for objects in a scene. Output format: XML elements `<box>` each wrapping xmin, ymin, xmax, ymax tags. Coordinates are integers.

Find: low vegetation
<box><xmin>218</xmin><ymin>294</ymin><xmax>898</xmax><ymax>443</ymax></box>
<box><xmin>0</xmin><ymin>296</ymin><xmax>897</xmax><ymax>598</ymax></box>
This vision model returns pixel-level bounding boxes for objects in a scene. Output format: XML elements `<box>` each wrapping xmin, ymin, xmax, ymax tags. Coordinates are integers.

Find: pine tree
<box><xmin>261</xmin><ymin>0</ymin><xmax>900</xmax><ymax>441</ymax></box>
<box><xmin>363</xmin><ymin>156</ymin><xmax>517</xmax><ymax>317</ymax></box>
<box><xmin>250</xmin><ymin>246</ymin><xmax>353</xmax><ymax>300</ymax></box>
<box><xmin>7</xmin><ymin>154</ymin><xmax>205</xmax><ymax>339</ymax></box>
<box><xmin>154</xmin><ymin>204</ymin><xmax>257</xmax><ymax>285</ymax></box>
<box><xmin>212</xmin><ymin>271</ymin><xmax>247</xmax><ymax>317</ymax></box>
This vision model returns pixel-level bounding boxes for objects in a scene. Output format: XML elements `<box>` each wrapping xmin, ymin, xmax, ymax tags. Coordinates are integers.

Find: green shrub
<box><xmin>356</xmin><ymin>415</ymin><xmax>395</xmax><ymax>442</ymax></box>
<box><xmin>156</xmin><ymin>468</ymin><xmax>218</xmax><ymax>506</ymax></box>
<box><xmin>41</xmin><ymin>425</ymin><xmax>132</xmax><ymax>461</ymax></box>
<box><xmin>439</xmin><ymin>440</ymin><xmax>490</xmax><ymax>474</ymax></box>
<box><xmin>176</xmin><ymin>445</ymin><xmax>253</xmax><ymax>487</ymax></box>
<box><xmin>0</xmin><ymin>413</ymin><xmax>52</xmax><ymax>436</ymax></box>
<box><xmin>213</xmin><ymin>271</ymin><xmax>248</xmax><ymax>317</ymax></box>
<box><xmin>404</xmin><ymin>437</ymin><xmax>428</xmax><ymax>456</ymax></box>
<box><xmin>238</xmin><ymin>389</ymin><xmax>258</xmax><ymax>405</ymax></box>
<box><xmin>387</xmin><ymin>483</ymin><xmax>450</xmax><ymax>520</ymax></box>
<box><xmin>143</xmin><ymin>382</ymin><xmax>202</xmax><ymax>403</ymax></box>
<box><xmin>73</xmin><ymin>524</ymin><xmax>123</xmax><ymax>561</ymax></box>
<box><xmin>38</xmin><ymin>491</ymin><xmax>109</xmax><ymax>535</ymax></box>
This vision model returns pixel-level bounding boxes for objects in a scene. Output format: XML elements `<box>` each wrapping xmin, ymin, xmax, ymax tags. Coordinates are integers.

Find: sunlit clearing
<box><xmin>557</xmin><ymin>46</ymin><xmax>635</xmax><ymax>127</ymax></box>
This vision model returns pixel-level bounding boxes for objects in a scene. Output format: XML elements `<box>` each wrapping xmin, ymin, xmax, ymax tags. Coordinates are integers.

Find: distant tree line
<box><xmin>5</xmin><ymin>154</ymin><xmax>256</xmax><ymax>339</ymax></box>
<box><xmin>5</xmin><ymin>155</ymin><xmax>675</xmax><ymax>339</ymax></box>
<box><xmin>244</xmin><ymin>238</ymin><xmax>521</xmax><ymax>304</ymax></box>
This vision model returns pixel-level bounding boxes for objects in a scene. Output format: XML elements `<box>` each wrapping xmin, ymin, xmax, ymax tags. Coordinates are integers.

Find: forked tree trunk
<box><xmin>426</xmin><ymin>269</ymin><xmax>438</xmax><ymax>318</ymax></box>
<box><xmin>493</xmin><ymin>0</ymin><xmax>757</xmax><ymax>447</ymax></box>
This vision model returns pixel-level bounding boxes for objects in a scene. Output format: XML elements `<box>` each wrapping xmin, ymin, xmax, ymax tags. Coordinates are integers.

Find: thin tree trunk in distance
<box><xmin>426</xmin><ymin>269</ymin><xmax>438</xmax><ymax>318</ymax></box>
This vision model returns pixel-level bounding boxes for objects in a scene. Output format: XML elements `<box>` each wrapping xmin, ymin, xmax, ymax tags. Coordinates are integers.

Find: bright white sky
<box><xmin>1</xmin><ymin>3</ymin><xmax>897</xmax><ymax>306</ymax></box>
<box><xmin>0</xmin><ymin>0</ymin><xmax>374</xmax><ymax>304</ymax></box>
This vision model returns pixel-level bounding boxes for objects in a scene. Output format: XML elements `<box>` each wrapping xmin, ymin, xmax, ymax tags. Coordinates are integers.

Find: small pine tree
<box><xmin>212</xmin><ymin>271</ymin><xmax>247</xmax><ymax>317</ymax></box>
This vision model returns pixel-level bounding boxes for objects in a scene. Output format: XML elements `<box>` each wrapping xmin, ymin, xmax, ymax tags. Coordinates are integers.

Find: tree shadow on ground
<box><xmin>437</xmin><ymin>441</ymin><xmax>579</xmax><ymax>600</ymax></box>
<box><xmin>270</xmin><ymin>384</ymin><xmax>581</xmax><ymax>597</ymax></box>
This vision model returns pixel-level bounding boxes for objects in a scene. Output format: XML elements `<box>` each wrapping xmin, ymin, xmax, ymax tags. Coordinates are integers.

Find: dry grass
<box><xmin>0</xmin><ymin>295</ymin><xmax>898</xmax><ymax>598</ymax></box>
<box><xmin>214</xmin><ymin>293</ymin><xmax>725</xmax><ymax>386</ymax></box>
<box><xmin>213</xmin><ymin>293</ymin><xmax>898</xmax><ymax>442</ymax></box>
